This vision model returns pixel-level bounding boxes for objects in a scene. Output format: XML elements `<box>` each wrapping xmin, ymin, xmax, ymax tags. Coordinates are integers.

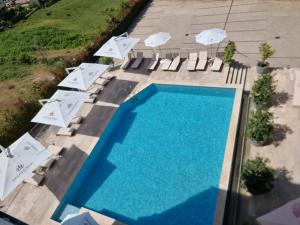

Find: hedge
<box><xmin>0</xmin><ymin>0</ymin><xmax>150</xmax><ymax>147</ymax></box>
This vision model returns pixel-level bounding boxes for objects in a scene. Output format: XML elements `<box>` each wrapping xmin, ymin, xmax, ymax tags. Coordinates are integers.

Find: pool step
<box><xmin>225</xmin><ymin>60</ymin><xmax>248</xmax><ymax>87</ymax></box>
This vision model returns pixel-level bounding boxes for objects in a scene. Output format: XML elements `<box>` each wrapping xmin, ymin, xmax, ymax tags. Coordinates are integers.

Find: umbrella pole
<box><xmin>159</xmin><ymin>46</ymin><xmax>162</xmax><ymax>57</ymax></box>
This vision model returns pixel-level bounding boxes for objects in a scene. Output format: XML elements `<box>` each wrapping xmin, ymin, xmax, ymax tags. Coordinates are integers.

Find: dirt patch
<box><xmin>0</xmin><ymin>65</ymin><xmax>55</xmax><ymax>111</ymax></box>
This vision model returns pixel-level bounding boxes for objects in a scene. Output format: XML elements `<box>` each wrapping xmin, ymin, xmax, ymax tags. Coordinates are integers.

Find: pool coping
<box><xmin>214</xmin><ymin>87</ymin><xmax>243</xmax><ymax>225</ymax></box>
<box><xmin>50</xmin><ymin>80</ymin><xmax>243</xmax><ymax>225</ymax></box>
<box><xmin>128</xmin><ymin>79</ymin><xmax>243</xmax><ymax>225</ymax></box>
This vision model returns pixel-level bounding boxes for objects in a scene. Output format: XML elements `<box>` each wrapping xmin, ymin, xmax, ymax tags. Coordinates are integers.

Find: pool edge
<box><xmin>213</xmin><ymin>87</ymin><xmax>243</xmax><ymax>225</ymax></box>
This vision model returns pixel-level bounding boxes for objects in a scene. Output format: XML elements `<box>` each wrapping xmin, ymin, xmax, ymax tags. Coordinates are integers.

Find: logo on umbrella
<box><xmin>108</xmin><ymin>48</ymin><xmax>113</xmax><ymax>52</ymax></box>
<box><xmin>49</xmin><ymin>112</ymin><xmax>55</xmax><ymax>117</ymax></box>
<box><xmin>73</xmin><ymin>78</ymin><xmax>77</xmax><ymax>82</ymax></box>
<box><xmin>67</xmin><ymin>103</ymin><xmax>73</xmax><ymax>109</ymax></box>
<box><xmin>23</xmin><ymin>146</ymin><xmax>30</xmax><ymax>151</ymax></box>
<box><xmin>16</xmin><ymin>164</ymin><xmax>24</xmax><ymax>172</ymax></box>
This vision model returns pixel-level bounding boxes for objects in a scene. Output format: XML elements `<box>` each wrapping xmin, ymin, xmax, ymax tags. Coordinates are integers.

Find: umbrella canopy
<box><xmin>61</xmin><ymin>212</ymin><xmax>99</xmax><ymax>225</ymax></box>
<box><xmin>31</xmin><ymin>90</ymin><xmax>89</xmax><ymax>128</ymax></box>
<box><xmin>58</xmin><ymin>63</ymin><xmax>109</xmax><ymax>91</ymax></box>
<box><xmin>195</xmin><ymin>28</ymin><xmax>227</xmax><ymax>45</ymax></box>
<box><xmin>94</xmin><ymin>33</ymin><xmax>140</xmax><ymax>59</ymax></box>
<box><xmin>0</xmin><ymin>133</ymin><xmax>49</xmax><ymax>200</ymax></box>
<box><xmin>144</xmin><ymin>32</ymin><xmax>171</xmax><ymax>48</ymax></box>
<box><xmin>257</xmin><ymin>197</ymin><xmax>300</xmax><ymax>225</ymax></box>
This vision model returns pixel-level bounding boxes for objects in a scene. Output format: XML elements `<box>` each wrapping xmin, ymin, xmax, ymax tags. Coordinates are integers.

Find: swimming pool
<box><xmin>53</xmin><ymin>84</ymin><xmax>236</xmax><ymax>225</ymax></box>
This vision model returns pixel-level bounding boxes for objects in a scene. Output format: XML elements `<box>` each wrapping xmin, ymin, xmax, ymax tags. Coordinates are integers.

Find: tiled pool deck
<box><xmin>0</xmin><ymin>59</ymin><xmax>245</xmax><ymax>225</ymax></box>
<box><xmin>2</xmin><ymin>0</ymin><xmax>300</xmax><ymax>224</ymax></box>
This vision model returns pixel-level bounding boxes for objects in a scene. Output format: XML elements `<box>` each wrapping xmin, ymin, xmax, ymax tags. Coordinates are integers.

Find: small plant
<box><xmin>246</xmin><ymin>109</ymin><xmax>273</xmax><ymax>144</ymax></box>
<box><xmin>121</xmin><ymin>1</ymin><xmax>130</xmax><ymax>9</ymax></box>
<box><xmin>8</xmin><ymin>85</ymin><xmax>15</xmax><ymax>89</ymax></box>
<box><xmin>16</xmin><ymin>53</ymin><xmax>36</xmax><ymax>65</ymax></box>
<box><xmin>99</xmin><ymin>56</ymin><xmax>114</xmax><ymax>65</ymax></box>
<box><xmin>223</xmin><ymin>41</ymin><xmax>236</xmax><ymax>63</ymax></box>
<box><xmin>241</xmin><ymin>156</ymin><xmax>275</xmax><ymax>195</ymax></box>
<box><xmin>258</xmin><ymin>42</ymin><xmax>275</xmax><ymax>67</ymax></box>
<box><xmin>251</xmin><ymin>73</ymin><xmax>276</xmax><ymax>106</ymax></box>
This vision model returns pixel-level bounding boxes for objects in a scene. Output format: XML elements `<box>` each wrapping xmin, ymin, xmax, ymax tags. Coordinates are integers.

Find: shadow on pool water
<box><xmin>97</xmin><ymin>187</ymin><xmax>219</xmax><ymax>225</ymax></box>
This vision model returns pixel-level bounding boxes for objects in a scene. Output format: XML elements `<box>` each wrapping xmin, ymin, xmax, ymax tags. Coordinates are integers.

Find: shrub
<box><xmin>0</xmin><ymin>99</ymin><xmax>40</xmax><ymax>146</ymax></box>
<box><xmin>28</xmin><ymin>0</ymin><xmax>41</xmax><ymax>9</ymax></box>
<box><xmin>121</xmin><ymin>1</ymin><xmax>130</xmax><ymax>9</ymax></box>
<box><xmin>251</xmin><ymin>73</ymin><xmax>276</xmax><ymax>106</ymax></box>
<box><xmin>258</xmin><ymin>42</ymin><xmax>275</xmax><ymax>67</ymax></box>
<box><xmin>99</xmin><ymin>56</ymin><xmax>114</xmax><ymax>65</ymax></box>
<box><xmin>241</xmin><ymin>157</ymin><xmax>275</xmax><ymax>195</ymax></box>
<box><xmin>246</xmin><ymin>109</ymin><xmax>273</xmax><ymax>143</ymax></box>
<box><xmin>16</xmin><ymin>53</ymin><xmax>36</xmax><ymax>65</ymax></box>
<box><xmin>0</xmin><ymin>0</ymin><xmax>150</xmax><ymax>146</ymax></box>
<box><xmin>223</xmin><ymin>41</ymin><xmax>236</xmax><ymax>63</ymax></box>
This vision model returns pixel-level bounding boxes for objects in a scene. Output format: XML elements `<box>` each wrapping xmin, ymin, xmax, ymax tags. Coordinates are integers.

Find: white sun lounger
<box><xmin>148</xmin><ymin>53</ymin><xmax>160</xmax><ymax>71</ymax></box>
<box><xmin>70</xmin><ymin>116</ymin><xmax>83</xmax><ymax>124</ymax></box>
<box><xmin>85</xmin><ymin>95</ymin><xmax>96</xmax><ymax>104</ymax></box>
<box><xmin>120</xmin><ymin>53</ymin><xmax>132</xmax><ymax>70</ymax></box>
<box><xmin>57</xmin><ymin>127</ymin><xmax>75</xmax><ymax>136</ymax></box>
<box><xmin>101</xmin><ymin>73</ymin><xmax>115</xmax><ymax>80</ymax></box>
<box><xmin>293</xmin><ymin>70</ymin><xmax>300</xmax><ymax>106</ymax></box>
<box><xmin>196</xmin><ymin>51</ymin><xmax>208</xmax><ymax>71</ymax></box>
<box><xmin>211</xmin><ymin>57</ymin><xmax>223</xmax><ymax>71</ymax></box>
<box><xmin>95</xmin><ymin>78</ymin><xmax>109</xmax><ymax>86</ymax></box>
<box><xmin>24</xmin><ymin>174</ymin><xmax>44</xmax><ymax>186</ymax></box>
<box><xmin>168</xmin><ymin>53</ymin><xmax>181</xmax><ymax>71</ymax></box>
<box><xmin>187</xmin><ymin>53</ymin><xmax>198</xmax><ymax>71</ymax></box>
<box><xmin>131</xmin><ymin>52</ymin><xmax>144</xmax><ymax>69</ymax></box>
<box><xmin>87</xmin><ymin>85</ymin><xmax>103</xmax><ymax>95</ymax></box>
<box><xmin>40</xmin><ymin>158</ymin><xmax>56</xmax><ymax>170</ymax></box>
<box><xmin>48</xmin><ymin>145</ymin><xmax>64</xmax><ymax>156</ymax></box>
<box><xmin>162</xmin><ymin>53</ymin><xmax>173</xmax><ymax>71</ymax></box>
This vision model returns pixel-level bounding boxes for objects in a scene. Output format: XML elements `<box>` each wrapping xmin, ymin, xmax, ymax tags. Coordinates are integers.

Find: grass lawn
<box><xmin>0</xmin><ymin>0</ymin><xmax>124</xmax><ymax>110</ymax></box>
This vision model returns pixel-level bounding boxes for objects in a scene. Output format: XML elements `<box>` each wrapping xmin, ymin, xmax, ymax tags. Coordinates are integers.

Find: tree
<box><xmin>258</xmin><ymin>42</ymin><xmax>275</xmax><ymax>67</ymax></box>
<box><xmin>251</xmin><ymin>73</ymin><xmax>276</xmax><ymax>106</ymax></box>
<box><xmin>223</xmin><ymin>41</ymin><xmax>236</xmax><ymax>63</ymax></box>
<box><xmin>246</xmin><ymin>109</ymin><xmax>273</xmax><ymax>144</ymax></box>
<box><xmin>241</xmin><ymin>157</ymin><xmax>275</xmax><ymax>195</ymax></box>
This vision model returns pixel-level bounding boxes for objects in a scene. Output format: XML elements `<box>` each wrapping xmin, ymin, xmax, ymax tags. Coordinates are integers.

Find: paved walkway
<box><xmin>238</xmin><ymin>68</ymin><xmax>300</xmax><ymax>225</ymax></box>
<box><xmin>130</xmin><ymin>0</ymin><xmax>300</xmax><ymax>67</ymax></box>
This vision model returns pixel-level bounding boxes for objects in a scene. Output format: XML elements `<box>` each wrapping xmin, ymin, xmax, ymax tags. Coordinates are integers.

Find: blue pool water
<box><xmin>53</xmin><ymin>84</ymin><xmax>235</xmax><ymax>225</ymax></box>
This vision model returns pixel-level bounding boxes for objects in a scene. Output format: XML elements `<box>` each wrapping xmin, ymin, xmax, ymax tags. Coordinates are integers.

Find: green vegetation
<box><xmin>0</xmin><ymin>0</ymin><xmax>124</xmax><ymax>80</ymax></box>
<box><xmin>0</xmin><ymin>0</ymin><xmax>149</xmax><ymax>145</ymax></box>
<box><xmin>0</xmin><ymin>6</ymin><xmax>31</xmax><ymax>30</ymax></box>
<box><xmin>251</xmin><ymin>73</ymin><xmax>276</xmax><ymax>107</ymax></box>
<box><xmin>0</xmin><ymin>100</ymin><xmax>40</xmax><ymax>146</ymax></box>
<box><xmin>223</xmin><ymin>41</ymin><xmax>236</xmax><ymax>63</ymax></box>
<box><xmin>257</xmin><ymin>42</ymin><xmax>275</xmax><ymax>67</ymax></box>
<box><xmin>246</xmin><ymin>109</ymin><xmax>273</xmax><ymax>144</ymax></box>
<box><xmin>99</xmin><ymin>56</ymin><xmax>114</xmax><ymax>65</ymax></box>
<box><xmin>241</xmin><ymin>157</ymin><xmax>275</xmax><ymax>195</ymax></box>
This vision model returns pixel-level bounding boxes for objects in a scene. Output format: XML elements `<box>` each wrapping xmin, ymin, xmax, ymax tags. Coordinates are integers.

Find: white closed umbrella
<box><xmin>257</xmin><ymin>197</ymin><xmax>300</xmax><ymax>225</ymax></box>
<box><xmin>58</xmin><ymin>63</ymin><xmax>109</xmax><ymax>91</ymax></box>
<box><xmin>94</xmin><ymin>32</ymin><xmax>140</xmax><ymax>59</ymax></box>
<box><xmin>0</xmin><ymin>133</ymin><xmax>49</xmax><ymax>200</ymax></box>
<box><xmin>144</xmin><ymin>32</ymin><xmax>171</xmax><ymax>48</ymax></box>
<box><xmin>195</xmin><ymin>28</ymin><xmax>227</xmax><ymax>57</ymax></box>
<box><xmin>61</xmin><ymin>212</ymin><xmax>99</xmax><ymax>225</ymax></box>
<box><xmin>31</xmin><ymin>90</ymin><xmax>89</xmax><ymax>128</ymax></box>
